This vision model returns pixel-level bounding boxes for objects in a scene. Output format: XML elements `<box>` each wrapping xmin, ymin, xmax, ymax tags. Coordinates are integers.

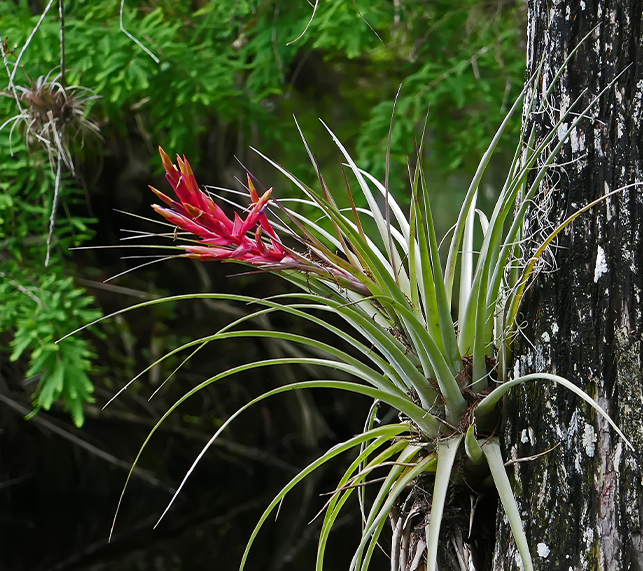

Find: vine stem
<box><xmin>0</xmin><ymin>36</ymin><xmax>23</xmax><ymax>110</ymax></box>
<box><xmin>119</xmin><ymin>0</ymin><xmax>159</xmax><ymax>63</ymax></box>
<box><xmin>59</xmin><ymin>0</ymin><xmax>65</xmax><ymax>87</ymax></box>
<box><xmin>45</xmin><ymin>154</ymin><xmax>62</xmax><ymax>267</ymax></box>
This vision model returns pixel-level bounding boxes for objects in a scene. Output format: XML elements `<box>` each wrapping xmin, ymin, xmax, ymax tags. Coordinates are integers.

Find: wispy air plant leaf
<box><xmin>113</xmin><ymin>379</ymin><xmax>431</xmax><ymax>540</ymax></box>
<box><xmin>444</xmin><ymin>85</ymin><xmax>526</xmax><ymax>305</ymax></box>
<box><xmin>312</xmin><ymin>131</ymin><xmax>382</xmax><ymax>244</ymax></box>
<box><xmin>65</xmin><ymin>292</ymin><xmax>442</xmax><ymax>431</ymax></box>
<box><xmin>451</xmin><ymin>63</ymin><xmax>631</xmax><ymax>394</ymax></box>
<box><xmin>344</xmin><ymin>206</ymin><xmax>412</xmax><ymax>267</ymax></box>
<box><xmin>504</xmin><ymin>186</ymin><xmax>639</xmax><ymax>331</ymax></box>
<box><xmin>316</xmin><ymin>439</ymin><xmax>409</xmax><ymax>571</ymax></box>
<box><xmin>359</xmin><ymin>443</ymin><xmax>423</xmax><ymax>540</ymax></box>
<box><xmin>292</xmin><ymin>120</ymin><xmax>365</xmax><ymax>272</ymax></box>
<box><xmin>475</xmin><ymin>373</ymin><xmax>633</xmax><ymax>450</ymax></box>
<box><xmin>410</xmin><ymin>179</ymin><xmax>445</xmax><ymax>355</ymax></box>
<box><xmin>378</xmin><ymin>295</ymin><xmax>464</xmax><ymax>421</ymax></box>
<box><xmin>476</xmin><ymin>209</ymin><xmax>490</xmax><ymax>236</ymax></box>
<box><xmin>484</xmin><ymin>66</ymin><xmax>633</xmax><ymax>341</ymax></box>
<box><xmin>459</xmin><ymin>191</ymin><xmax>477</xmax><ymax>330</ymax></box>
<box><xmin>417</xmin><ymin>172</ymin><xmax>462</xmax><ymax>374</ymax></box>
<box><xmin>358</xmin><ymin>168</ymin><xmax>415</xmax><ymax>267</ymax></box>
<box><xmin>239</xmin><ymin>423</ymin><xmax>409</xmax><ymax>570</ymax></box>
<box><xmin>118</xmin><ymin>327</ymin><xmax>408</xmax><ymax>407</ymax></box>
<box><xmin>318</xmin><ymin>120</ymin><xmax>411</xmax><ymax>293</ymax></box>
<box><xmin>287</xmin><ymin>296</ymin><xmax>437</xmax><ymax>408</ymax></box>
<box><xmin>249</xmin><ymin>148</ymin><xmax>396</xmax><ymax>295</ymax></box>
<box><xmin>360</xmin><ymin>455</ymin><xmax>439</xmax><ymax>571</ymax></box>
<box><xmin>291</xmin><ymin>295</ymin><xmax>436</xmax><ymax>401</ymax></box>
<box><xmin>357</xmin><ymin>401</ymin><xmax>384</xmax><ymax>520</ymax></box>
<box><xmin>59</xmin><ymin>293</ymin><xmax>409</xmax><ymax>399</ymax></box>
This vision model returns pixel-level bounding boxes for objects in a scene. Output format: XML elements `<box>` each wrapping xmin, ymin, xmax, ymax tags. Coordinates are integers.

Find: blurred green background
<box><xmin>0</xmin><ymin>1</ymin><xmax>525</xmax><ymax>569</ymax></box>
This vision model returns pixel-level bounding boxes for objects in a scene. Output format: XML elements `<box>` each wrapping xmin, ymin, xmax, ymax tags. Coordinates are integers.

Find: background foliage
<box><xmin>0</xmin><ymin>1</ymin><xmax>526</xmax><ymax>569</ymax></box>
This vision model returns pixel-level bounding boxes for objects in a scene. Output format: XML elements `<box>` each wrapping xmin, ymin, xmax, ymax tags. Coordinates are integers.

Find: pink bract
<box><xmin>150</xmin><ymin>147</ymin><xmax>293</xmax><ymax>266</ymax></box>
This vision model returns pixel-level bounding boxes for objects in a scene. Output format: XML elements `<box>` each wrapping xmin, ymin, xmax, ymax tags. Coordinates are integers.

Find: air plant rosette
<box><xmin>1</xmin><ymin>69</ymin><xmax>101</xmax><ymax>173</ymax></box>
<box><xmin>68</xmin><ymin>64</ymin><xmax>633</xmax><ymax>571</ymax></box>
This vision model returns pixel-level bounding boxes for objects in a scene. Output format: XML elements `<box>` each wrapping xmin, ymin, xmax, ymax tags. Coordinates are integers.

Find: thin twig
<box><xmin>119</xmin><ymin>0</ymin><xmax>160</xmax><ymax>63</ymax></box>
<box><xmin>287</xmin><ymin>0</ymin><xmax>318</xmax><ymax>46</ymax></box>
<box><xmin>4</xmin><ymin>273</ymin><xmax>48</xmax><ymax>307</ymax></box>
<box><xmin>0</xmin><ymin>474</ymin><xmax>31</xmax><ymax>490</ymax></box>
<box><xmin>414</xmin><ymin>45</ymin><xmax>491</xmax><ymax>101</ymax></box>
<box><xmin>9</xmin><ymin>0</ymin><xmax>57</xmax><ymax>88</ymax></box>
<box><xmin>352</xmin><ymin>0</ymin><xmax>383</xmax><ymax>44</ymax></box>
<box><xmin>76</xmin><ymin>278</ymin><xmax>156</xmax><ymax>299</ymax></box>
<box><xmin>504</xmin><ymin>441</ymin><xmax>561</xmax><ymax>466</ymax></box>
<box><xmin>45</xmin><ymin>154</ymin><xmax>62</xmax><ymax>267</ymax></box>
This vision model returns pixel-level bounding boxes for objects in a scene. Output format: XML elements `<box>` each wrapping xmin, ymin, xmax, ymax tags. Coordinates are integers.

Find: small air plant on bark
<box><xmin>66</xmin><ymin>63</ymin><xmax>633</xmax><ymax>571</ymax></box>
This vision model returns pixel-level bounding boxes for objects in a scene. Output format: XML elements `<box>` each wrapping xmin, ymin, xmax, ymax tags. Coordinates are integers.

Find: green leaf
<box><xmin>483</xmin><ymin>439</ymin><xmax>534</xmax><ymax>571</ymax></box>
<box><xmin>351</xmin><ymin>445</ymin><xmax>435</xmax><ymax>571</ymax></box>
<box><xmin>464</xmin><ymin>424</ymin><xmax>484</xmax><ymax>464</ymax></box>
<box><xmin>426</xmin><ymin>435</ymin><xmax>463</xmax><ymax>571</ymax></box>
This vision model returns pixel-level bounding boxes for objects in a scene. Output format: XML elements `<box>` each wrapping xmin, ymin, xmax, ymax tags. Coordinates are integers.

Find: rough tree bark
<box><xmin>494</xmin><ymin>1</ymin><xmax>643</xmax><ymax>569</ymax></box>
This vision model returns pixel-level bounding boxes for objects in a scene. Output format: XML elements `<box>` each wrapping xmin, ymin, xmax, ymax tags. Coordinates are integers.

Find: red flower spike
<box><xmin>159</xmin><ymin>147</ymin><xmax>180</xmax><ymax>186</ymax></box>
<box><xmin>270</xmin><ymin>237</ymin><xmax>285</xmax><ymax>256</ymax></box>
<box><xmin>258</xmin><ymin>214</ymin><xmax>278</xmax><ymax>239</ymax></box>
<box><xmin>149</xmin><ymin>185</ymin><xmax>180</xmax><ymax>210</ymax></box>
<box><xmin>254</xmin><ymin>227</ymin><xmax>267</xmax><ymax>255</ymax></box>
<box><xmin>244</xmin><ymin>181</ymin><xmax>278</xmax><ymax>238</ymax></box>
<box><xmin>184</xmin><ymin>203</ymin><xmax>204</xmax><ymax>220</ymax></box>
<box><xmin>236</xmin><ymin>189</ymin><xmax>272</xmax><ymax>237</ymax></box>
<box><xmin>153</xmin><ymin>148</ymin><xmax>296</xmax><ymax>267</ymax></box>
<box><xmin>247</xmin><ymin>174</ymin><xmax>260</xmax><ymax>204</ymax></box>
<box><xmin>200</xmin><ymin>193</ymin><xmax>234</xmax><ymax>232</ymax></box>
<box><xmin>152</xmin><ymin>205</ymin><xmax>219</xmax><ymax>240</ymax></box>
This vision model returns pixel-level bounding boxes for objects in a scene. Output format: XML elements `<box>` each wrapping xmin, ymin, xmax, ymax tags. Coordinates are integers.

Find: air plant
<box><xmin>0</xmin><ymin>68</ymin><xmax>101</xmax><ymax>266</ymax></box>
<box><xmin>1</xmin><ymin>70</ymin><xmax>101</xmax><ymax>171</ymax></box>
<box><xmin>64</xmin><ymin>58</ymin><xmax>633</xmax><ymax>571</ymax></box>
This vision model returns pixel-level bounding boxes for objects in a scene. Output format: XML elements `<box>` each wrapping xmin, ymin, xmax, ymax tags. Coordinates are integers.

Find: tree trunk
<box><xmin>494</xmin><ymin>1</ymin><xmax>643</xmax><ymax>569</ymax></box>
